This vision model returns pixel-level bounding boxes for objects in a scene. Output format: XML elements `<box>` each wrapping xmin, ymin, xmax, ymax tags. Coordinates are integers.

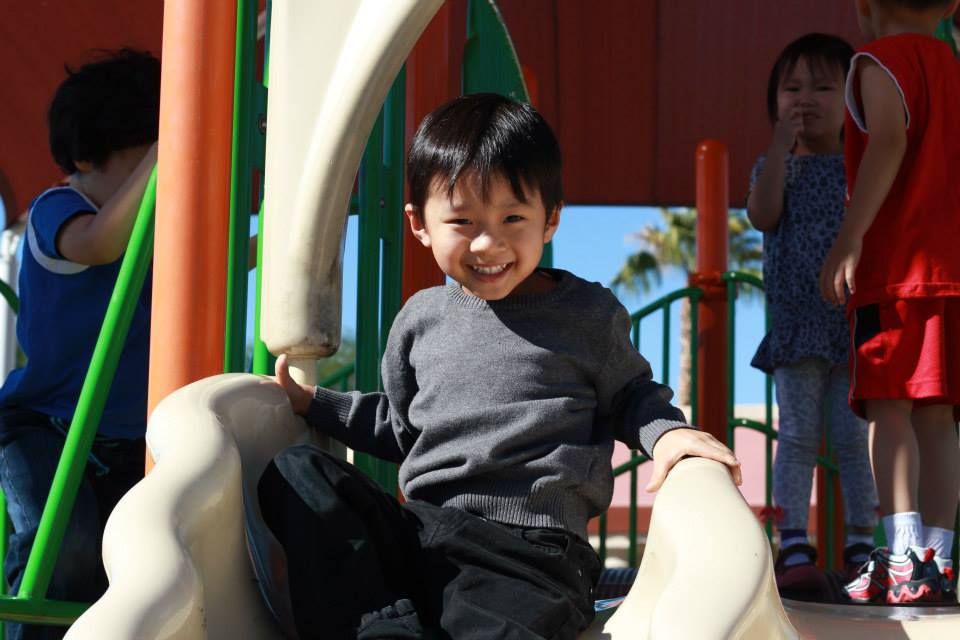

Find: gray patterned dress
<box><xmin>749</xmin><ymin>153</ymin><xmax>849</xmax><ymax>374</ymax></box>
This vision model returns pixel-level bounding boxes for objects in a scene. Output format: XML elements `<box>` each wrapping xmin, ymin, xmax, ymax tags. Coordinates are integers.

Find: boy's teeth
<box><xmin>473</xmin><ymin>264</ymin><xmax>507</xmax><ymax>274</ymax></box>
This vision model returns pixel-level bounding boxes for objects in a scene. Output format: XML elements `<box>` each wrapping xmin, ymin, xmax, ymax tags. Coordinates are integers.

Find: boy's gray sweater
<box><xmin>306</xmin><ymin>269</ymin><xmax>691</xmax><ymax>539</ymax></box>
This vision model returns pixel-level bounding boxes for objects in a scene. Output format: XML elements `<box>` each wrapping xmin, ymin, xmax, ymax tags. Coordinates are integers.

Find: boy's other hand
<box><xmin>819</xmin><ymin>232</ymin><xmax>861</xmax><ymax>305</ymax></box>
<box><xmin>272</xmin><ymin>354</ymin><xmax>314</xmax><ymax>415</ymax></box>
<box><xmin>645</xmin><ymin>428</ymin><xmax>741</xmax><ymax>493</ymax></box>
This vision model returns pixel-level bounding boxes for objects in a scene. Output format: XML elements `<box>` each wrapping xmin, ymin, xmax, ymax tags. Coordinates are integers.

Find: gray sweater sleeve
<box><xmin>303</xmin><ymin>311</ymin><xmax>418</xmax><ymax>463</ymax></box>
<box><xmin>597</xmin><ymin>303</ymin><xmax>693</xmax><ymax>457</ymax></box>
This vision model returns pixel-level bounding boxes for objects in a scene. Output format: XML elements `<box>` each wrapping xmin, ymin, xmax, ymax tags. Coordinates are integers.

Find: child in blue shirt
<box><xmin>0</xmin><ymin>49</ymin><xmax>159</xmax><ymax>640</ymax></box>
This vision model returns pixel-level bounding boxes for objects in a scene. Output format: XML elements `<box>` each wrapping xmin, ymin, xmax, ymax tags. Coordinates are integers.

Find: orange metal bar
<box><xmin>694</xmin><ymin>140</ymin><xmax>729</xmax><ymax>443</ymax></box>
<box><xmin>401</xmin><ymin>2</ymin><xmax>462</xmax><ymax>301</ymax></box>
<box><xmin>149</xmin><ymin>2</ymin><xmax>237</xmax><ymax>420</ymax></box>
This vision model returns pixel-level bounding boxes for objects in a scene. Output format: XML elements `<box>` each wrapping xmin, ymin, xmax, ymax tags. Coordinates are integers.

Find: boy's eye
<box><xmin>504</xmin><ymin>214</ymin><xmax>525</xmax><ymax>223</ymax></box>
<box><xmin>817</xmin><ymin>85</ymin><xmax>836</xmax><ymax>91</ymax></box>
<box><xmin>447</xmin><ymin>218</ymin><xmax>471</xmax><ymax>225</ymax></box>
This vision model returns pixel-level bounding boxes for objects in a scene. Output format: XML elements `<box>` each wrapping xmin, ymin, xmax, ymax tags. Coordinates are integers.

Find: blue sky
<box><xmin>250</xmin><ymin>205</ymin><xmax>770</xmax><ymax>403</ymax></box>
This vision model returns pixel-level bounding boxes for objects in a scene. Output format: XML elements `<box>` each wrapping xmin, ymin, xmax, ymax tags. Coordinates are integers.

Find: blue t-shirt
<box><xmin>0</xmin><ymin>187</ymin><xmax>151</xmax><ymax>439</ymax></box>
<box><xmin>749</xmin><ymin>154</ymin><xmax>850</xmax><ymax>373</ymax></box>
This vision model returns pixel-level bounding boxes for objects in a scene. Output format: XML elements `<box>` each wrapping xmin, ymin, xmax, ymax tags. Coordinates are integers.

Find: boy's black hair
<box><xmin>48</xmin><ymin>48</ymin><xmax>161</xmax><ymax>175</ymax></box>
<box><xmin>406</xmin><ymin>93</ymin><xmax>562</xmax><ymax>217</ymax></box>
<box><xmin>766</xmin><ymin>33</ymin><xmax>855</xmax><ymax>124</ymax></box>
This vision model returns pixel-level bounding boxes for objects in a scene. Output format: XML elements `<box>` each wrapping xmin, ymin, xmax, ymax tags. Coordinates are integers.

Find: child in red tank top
<box><xmin>819</xmin><ymin>0</ymin><xmax>960</xmax><ymax>604</ymax></box>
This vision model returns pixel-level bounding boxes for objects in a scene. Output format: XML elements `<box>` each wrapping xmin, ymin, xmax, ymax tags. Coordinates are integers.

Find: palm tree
<box><xmin>611</xmin><ymin>207</ymin><xmax>762</xmax><ymax>404</ymax></box>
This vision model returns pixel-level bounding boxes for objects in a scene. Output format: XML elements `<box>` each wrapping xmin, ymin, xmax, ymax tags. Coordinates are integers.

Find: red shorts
<box><xmin>849</xmin><ymin>297</ymin><xmax>960</xmax><ymax>419</ymax></box>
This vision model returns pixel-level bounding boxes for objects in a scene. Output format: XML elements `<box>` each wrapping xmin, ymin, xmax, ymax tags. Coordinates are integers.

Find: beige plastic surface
<box><xmin>579</xmin><ymin>457</ymin><xmax>798</xmax><ymax>640</ymax></box>
<box><xmin>260</xmin><ymin>0</ymin><xmax>442</xmax><ymax>362</ymax></box>
<box><xmin>65</xmin><ymin>374</ymin><xmax>317</xmax><ymax>640</ymax></box>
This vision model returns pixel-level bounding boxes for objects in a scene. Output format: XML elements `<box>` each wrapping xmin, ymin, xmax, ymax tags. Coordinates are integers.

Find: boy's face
<box><xmin>407</xmin><ymin>173</ymin><xmax>560</xmax><ymax>301</ymax></box>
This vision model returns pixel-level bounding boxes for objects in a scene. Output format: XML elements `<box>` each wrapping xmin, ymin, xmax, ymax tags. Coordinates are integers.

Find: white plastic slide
<box><xmin>65</xmin><ymin>374</ymin><xmax>318</xmax><ymax>639</ymax></box>
<box><xmin>260</xmin><ymin>0</ymin><xmax>442</xmax><ymax>366</ymax></box>
<box><xmin>580</xmin><ymin>457</ymin><xmax>797</xmax><ymax>639</ymax></box>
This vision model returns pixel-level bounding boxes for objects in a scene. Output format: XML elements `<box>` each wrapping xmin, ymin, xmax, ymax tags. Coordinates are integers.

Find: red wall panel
<box><xmin>0</xmin><ymin>1</ymin><xmax>163</xmax><ymax>222</ymax></box>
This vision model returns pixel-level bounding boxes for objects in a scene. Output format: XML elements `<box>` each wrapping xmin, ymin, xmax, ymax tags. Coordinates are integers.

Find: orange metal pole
<box><xmin>149</xmin><ymin>2</ymin><xmax>236</xmax><ymax>418</ymax></box>
<box><xmin>694</xmin><ymin>140</ymin><xmax>729</xmax><ymax>443</ymax></box>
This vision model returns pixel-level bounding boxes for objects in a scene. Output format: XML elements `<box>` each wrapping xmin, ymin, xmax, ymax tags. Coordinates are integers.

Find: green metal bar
<box><xmin>630</xmin><ymin>287</ymin><xmax>702</xmax><ymax>323</ymax></box>
<box><xmin>0</xmin><ymin>596</ymin><xmax>88</xmax><ymax>627</ymax></box>
<box><xmin>690</xmin><ymin>294</ymin><xmax>700</xmax><ymax>425</ymax></box>
<box><xmin>19</xmin><ymin>168</ymin><xmax>157</xmax><ymax>599</ymax></box>
<box><xmin>613</xmin><ymin>455</ymin><xmax>649</xmax><ymax>476</ymax></box>
<box><xmin>0</xmin><ymin>281</ymin><xmax>17</xmax><ymax>314</ymax></box>
<box><xmin>318</xmin><ymin>364</ymin><xmax>356</xmax><ymax>390</ymax></box>
<box><xmin>225</xmin><ymin>0</ymin><xmax>258</xmax><ymax>373</ymax></box>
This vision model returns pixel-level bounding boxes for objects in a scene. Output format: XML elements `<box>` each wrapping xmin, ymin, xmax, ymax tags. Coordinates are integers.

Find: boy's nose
<box><xmin>470</xmin><ymin>230</ymin><xmax>504</xmax><ymax>254</ymax></box>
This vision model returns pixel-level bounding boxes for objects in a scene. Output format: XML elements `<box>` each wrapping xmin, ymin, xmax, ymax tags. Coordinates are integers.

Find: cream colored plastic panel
<box><xmin>261</xmin><ymin>0</ymin><xmax>442</xmax><ymax>360</ymax></box>
<box><xmin>66</xmin><ymin>374</ymin><xmax>317</xmax><ymax>640</ymax></box>
<box><xmin>579</xmin><ymin>458</ymin><xmax>798</xmax><ymax>640</ymax></box>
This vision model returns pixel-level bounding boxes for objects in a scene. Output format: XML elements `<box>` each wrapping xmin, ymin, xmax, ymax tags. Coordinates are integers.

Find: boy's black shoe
<box><xmin>775</xmin><ymin>543</ymin><xmax>829</xmax><ymax>602</ymax></box>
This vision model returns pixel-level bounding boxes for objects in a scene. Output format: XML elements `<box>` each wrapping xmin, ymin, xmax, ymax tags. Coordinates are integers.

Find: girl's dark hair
<box><xmin>48</xmin><ymin>48</ymin><xmax>161</xmax><ymax>174</ymax></box>
<box><xmin>766</xmin><ymin>33</ymin><xmax>855</xmax><ymax>124</ymax></box>
<box><xmin>407</xmin><ymin>93</ymin><xmax>562</xmax><ymax>216</ymax></box>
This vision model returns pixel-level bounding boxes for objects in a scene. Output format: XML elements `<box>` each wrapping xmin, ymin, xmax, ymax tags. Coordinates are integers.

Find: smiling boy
<box><xmin>264</xmin><ymin>93</ymin><xmax>741</xmax><ymax>639</ymax></box>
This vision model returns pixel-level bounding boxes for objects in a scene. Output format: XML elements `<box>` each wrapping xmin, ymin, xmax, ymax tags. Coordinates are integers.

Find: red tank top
<box><xmin>844</xmin><ymin>34</ymin><xmax>960</xmax><ymax>307</ymax></box>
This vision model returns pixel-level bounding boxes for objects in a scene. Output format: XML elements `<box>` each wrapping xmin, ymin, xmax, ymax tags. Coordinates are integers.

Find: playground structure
<box><xmin>0</xmin><ymin>0</ymin><xmax>955</xmax><ymax>637</ymax></box>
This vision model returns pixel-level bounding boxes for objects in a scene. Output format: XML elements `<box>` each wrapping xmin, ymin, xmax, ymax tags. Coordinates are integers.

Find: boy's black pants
<box><xmin>257</xmin><ymin>445</ymin><xmax>601</xmax><ymax>640</ymax></box>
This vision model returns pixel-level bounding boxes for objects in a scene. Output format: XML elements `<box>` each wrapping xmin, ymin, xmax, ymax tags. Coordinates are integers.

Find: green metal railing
<box><xmin>0</xmin><ymin>168</ymin><xmax>157</xmax><ymax>627</ymax></box>
<box><xmin>597</xmin><ymin>286</ymin><xmax>703</xmax><ymax>565</ymax></box>
<box><xmin>596</xmin><ymin>270</ymin><xmax>849</xmax><ymax>569</ymax></box>
<box><xmin>319</xmin><ymin>364</ymin><xmax>355</xmax><ymax>392</ymax></box>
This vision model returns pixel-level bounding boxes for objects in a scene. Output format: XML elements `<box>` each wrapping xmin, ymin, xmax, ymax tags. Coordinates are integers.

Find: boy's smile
<box><xmin>407</xmin><ymin>173</ymin><xmax>560</xmax><ymax>301</ymax></box>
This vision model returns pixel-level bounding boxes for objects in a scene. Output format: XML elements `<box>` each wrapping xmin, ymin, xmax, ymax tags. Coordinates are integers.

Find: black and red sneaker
<box><xmin>845</xmin><ymin>547</ymin><xmax>942</xmax><ymax>604</ymax></box>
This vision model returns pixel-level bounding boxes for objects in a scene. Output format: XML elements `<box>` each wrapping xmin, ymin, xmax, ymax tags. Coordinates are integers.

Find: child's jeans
<box><xmin>0</xmin><ymin>407</ymin><xmax>145</xmax><ymax>640</ymax></box>
<box><xmin>773</xmin><ymin>358</ymin><xmax>878</xmax><ymax>533</ymax></box>
<box><xmin>258</xmin><ymin>444</ymin><xmax>601</xmax><ymax>640</ymax></box>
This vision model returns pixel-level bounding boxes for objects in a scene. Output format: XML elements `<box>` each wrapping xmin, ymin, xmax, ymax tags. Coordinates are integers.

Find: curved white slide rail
<box><xmin>260</xmin><ymin>0</ymin><xmax>442</xmax><ymax>362</ymax></box>
<box><xmin>580</xmin><ymin>457</ymin><xmax>797</xmax><ymax>639</ymax></box>
<box><xmin>66</xmin><ymin>374</ymin><xmax>315</xmax><ymax>640</ymax></box>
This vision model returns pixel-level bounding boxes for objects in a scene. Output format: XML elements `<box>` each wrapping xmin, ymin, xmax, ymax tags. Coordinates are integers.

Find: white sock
<box><xmin>923</xmin><ymin>526</ymin><xmax>955</xmax><ymax>569</ymax></box>
<box><xmin>882</xmin><ymin>512</ymin><xmax>922</xmax><ymax>555</ymax></box>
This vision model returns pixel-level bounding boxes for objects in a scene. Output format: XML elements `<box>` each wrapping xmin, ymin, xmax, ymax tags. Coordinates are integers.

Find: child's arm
<box><xmin>819</xmin><ymin>60</ymin><xmax>907</xmax><ymax>304</ymax></box>
<box><xmin>271</xmin><ymin>343</ymin><xmax>416</xmax><ymax>462</ymax></box>
<box><xmin>746</xmin><ymin>107</ymin><xmax>804</xmax><ymax>231</ymax></box>
<box><xmin>57</xmin><ymin>143</ymin><xmax>158</xmax><ymax>265</ymax></box>
<box><xmin>601</xmin><ymin>303</ymin><xmax>741</xmax><ymax>490</ymax></box>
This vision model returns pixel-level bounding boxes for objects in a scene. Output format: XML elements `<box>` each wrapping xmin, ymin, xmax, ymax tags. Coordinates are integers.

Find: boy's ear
<box><xmin>542</xmin><ymin>204</ymin><xmax>561</xmax><ymax>244</ymax></box>
<box><xmin>73</xmin><ymin>159</ymin><xmax>94</xmax><ymax>173</ymax></box>
<box><xmin>405</xmin><ymin>204</ymin><xmax>431</xmax><ymax>247</ymax></box>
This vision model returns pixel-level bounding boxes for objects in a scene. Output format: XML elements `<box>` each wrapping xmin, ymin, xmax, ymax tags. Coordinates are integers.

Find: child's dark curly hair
<box><xmin>48</xmin><ymin>48</ymin><xmax>161</xmax><ymax>174</ymax></box>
